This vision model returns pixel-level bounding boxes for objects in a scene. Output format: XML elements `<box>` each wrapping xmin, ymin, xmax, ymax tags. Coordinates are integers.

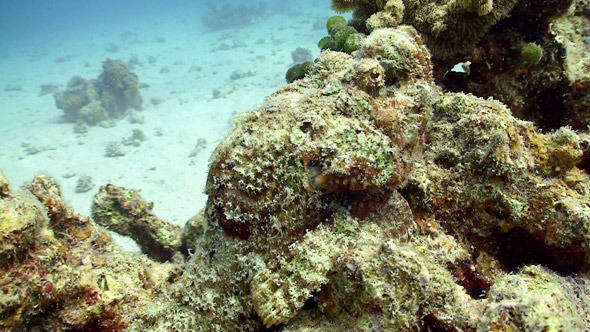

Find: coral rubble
<box><xmin>3</xmin><ymin>0</ymin><xmax>590</xmax><ymax>331</ymax></box>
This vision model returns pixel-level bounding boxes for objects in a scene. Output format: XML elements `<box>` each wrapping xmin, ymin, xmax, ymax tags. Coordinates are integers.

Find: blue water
<box><xmin>0</xmin><ymin>0</ymin><xmax>328</xmax><ymax>41</ymax></box>
<box><xmin>0</xmin><ymin>1</ymin><xmax>182</xmax><ymax>38</ymax></box>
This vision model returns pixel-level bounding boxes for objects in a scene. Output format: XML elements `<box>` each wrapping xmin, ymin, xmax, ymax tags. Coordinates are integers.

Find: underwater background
<box><xmin>0</xmin><ymin>0</ymin><xmax>335</xmax><ymax>250</ymax></box>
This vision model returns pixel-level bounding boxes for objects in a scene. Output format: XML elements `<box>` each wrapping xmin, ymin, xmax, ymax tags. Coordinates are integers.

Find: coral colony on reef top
<box><xmin>2</xmin><ymin>0</ymin><xmax>590</xmax><ymax>331</ymax></box>
<box><xmin>54</xmin><ymin>59</ymin><xmax>142</xmax><ymax>126</ymax></box>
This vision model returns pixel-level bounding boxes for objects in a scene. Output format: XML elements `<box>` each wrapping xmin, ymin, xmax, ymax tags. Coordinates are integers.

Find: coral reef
<box><xmin>54</xmin><ymin>76</ymin><xmax>105</xmax><ymax>124</ymax></box>
<box><xmin>104</xmin><ymin>141</ymin><xmax>126</xmax><ymax>157</ymax></box>
<box><xmin>444</xmin><ymin>0</ymin><xmax>590</xmax><ymax>131</ymax></box>
<box><xmin>327</xmin><ymin>0</ymin><xmax>590</xmax><ymax>131</ymax></box>
<box><xmin>0</xmin><ymin>173</ymin><xmax>178</xmax><ymax>330</ymax></box>
<box><xmin>122</xmin><ymin>129</ymin><xmax>147</xmax><ymax>147</ymax></box>
<box><xmin>402</xmin><ymin>92</ymin><xmax>590</xmax><ymax>274</ymax></box>
<box><xmin>3</xmin><ymin>0</ymin><xmax>590</xmax><ymax>331</ymax></box>
<box><xmin>328</xmin><ymin>0</ymin><xmax>519</xmax><ymax>71</ymax></box>
<box><xmin>285</xmin><ymin>61</ymin><xmax>314</xmax><ymax>83</ymax></box>
<box><xmin>96</xmin><ymin>59</ymin><xmax>143</xmax><ymax>118</ymax></box>
<box><xmin>318</xmin><ymin>15</ymin><xmax>366</xmax><ymax>54</ymax></box>
<box><xmin>54</xmin><ymin>59</ymin><xmax>142</xmax><ymax>126</ymax></box>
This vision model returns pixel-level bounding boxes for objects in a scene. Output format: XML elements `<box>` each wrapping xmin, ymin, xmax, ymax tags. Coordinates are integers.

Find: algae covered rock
<box><xmin>92</xmin><ymin>184</ymin><xmax>182</xmax><ymax>262</ymax></box>
<box><xmin>0</xmin><ymin>172</ymin><xmax>178</xmax><ymax>330</ymax></box>
<box><xmin>442</xmin><ymin>0</ymin><xmax>590</xmax><ymax>131</ymax></box>
<box><xmin>96</xmin><ymin>58</ymin><xmax>142</xmax><ymax>118</ymax></box>
<box><xmin>54</xmin><ymin>58</ymin><xmax>142</xmax><ymax>126</ymax></box>
<box><xmin>54</xmin><ymin>76</ymin><xmax>102</xmax><ymax>122</ymax></box>
<box><xmin>207</xmin><ymin>25</ymin><xmax>432</xmax><ymax>252</ymax></box>
<box><xmin>403</xmin><ymin>92</ymin><xmax>590</xmax><ymax>273</ymax></box>
<box><xmin>147</xmin><ymin>24</ymin><xmax>436</xmax><ymax>330</ymax></box>
<box><xmin>479</xmin><ymin>265</ymin><xmax>590</xmax><ymax>331</ymax></box>
<box><xmin>0</xmin><ymin>188</ymin><xmax>46</xmax><ymax>263</ymax></box>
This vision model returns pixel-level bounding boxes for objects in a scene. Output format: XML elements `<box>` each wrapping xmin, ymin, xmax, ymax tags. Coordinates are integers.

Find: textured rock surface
<box><xmin>0</xmin><ymin>173</ymin><xmax>178</xmax><ymax>330</ymax></box>
<box><xmin>3</xmin><ymin>0</ymin><xmax>590</xmax><ymax>330</ymax></box>
<box><xmin>92</xmin><ymin>184</ymin><xmax>182</xmax><ymax>262</ymax></box>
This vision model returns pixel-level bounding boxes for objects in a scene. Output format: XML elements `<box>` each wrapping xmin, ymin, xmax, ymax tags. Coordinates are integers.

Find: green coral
<box><xmin>317</xmin><ymin>16</ymin><xmax>367</xmax><ymax>54</ymax></box>
<box><xmin>343</xmin><ymin>33</ymin><xmax>366</xmax><ymax>53</ymax></box>
<box><xmin>285</xmin><ymin>61</ymin><xmax>314</xmax><ymax>83</ymax></box>
<box><xmin>318</xmin><ymin>36</ymin><xmax>336</xmax><ymax>50</ymax></box>
<box><xmin>333</xmin><ymin>25</ymin><xmax>358</xmax><ymax>45</ymax></box>
<box><xmin>326</xmin><ymin>15</ymin><xmax>347</xmax><ymax>35</ymax></box>
<box><xmin>518</xmin><ymin>42</ymin><xmax>543</xmax><ymax>67</ymax></box>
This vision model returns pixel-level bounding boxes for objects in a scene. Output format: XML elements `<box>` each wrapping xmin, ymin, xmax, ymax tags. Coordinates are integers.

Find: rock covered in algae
<box><xmin>135</xmin><ymin>24</ymin><xmax>435</xmax><ymax>331</ymax></box>
<box><xmin>92</xmin><ymin>184</ymin><xmax>182</xmax><ymax>262</ymax></box>
<box><xmin>54</xmin><ymin>58</ymin><xmax>142</xmax><ymax>126</ymax></box>
<box><xmin>478</xmin><ymin>265</ymin><xmax>590</xmax><ymax>331</ymax></box>
<box><xmin>96</xmin><ymin>58</ymin><xmax>143</xmax><ymax>117</ymax></box>
<box><xmin>0</xmin><ymin>172</ymin><xmax>178</xmax><ymax>330</ymax></box>
<box><xmin>206</xmin><ymin>25</ymin><xmax>432</xmax><ymax>254</ymax></box>
<box><xmin>403</xmin><ymin>92</ymin><xmax>590</xmax><ymax>273</ymax></box>
<box><xmin>54</xmin><ymin>76</ymin><xmax>107</xmax><ymax>124</ymax></box>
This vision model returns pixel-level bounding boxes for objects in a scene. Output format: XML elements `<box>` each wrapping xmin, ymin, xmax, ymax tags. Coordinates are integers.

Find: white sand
<box><xmin>0</xmin><ymin>2</ymin><xmax>336</xmax><ymax>249</ymax></box>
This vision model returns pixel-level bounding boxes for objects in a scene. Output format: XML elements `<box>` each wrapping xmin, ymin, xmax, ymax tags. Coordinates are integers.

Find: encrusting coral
<box><xmin>2</xmin><ymin>0</ymin><xmax>590</xmax><ymax>331</ymax></box>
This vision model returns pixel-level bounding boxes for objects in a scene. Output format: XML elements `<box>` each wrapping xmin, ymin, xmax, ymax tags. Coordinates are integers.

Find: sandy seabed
<box><xmin>0</xmin><ymin>3</ymin><xmax>334</xmax><ymax>250</ymax></box>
